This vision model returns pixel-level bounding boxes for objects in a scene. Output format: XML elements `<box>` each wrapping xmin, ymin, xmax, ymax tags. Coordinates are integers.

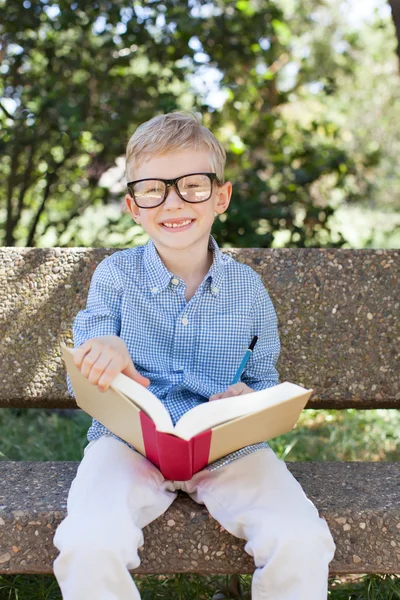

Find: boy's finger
<box><xmin>96</xmin><ymin>358</ymin><xmax>121</xmax><ymax>391</ymax></box>
<box><xmin>220</xmin><ymin>387</ymin><xmax>237</xmax><ymax>398</ymax></box>
<box><xmin>79</xmin><ymin>347</ymin><xmax>102</xmax><ymax>379</ymax></box>
<box><xmin>73</xmin><ymin>343</ymin><xmax>89</xmax><ymax>367</ymax></box>
<box><xmin>123</xmin><ymin>362</ymin><xmax>150</xmax><ymax>387</ymax></box>
<box><xmin>73</xmin><ymin>340</ymin><xmax>98</xmax><ymax>368</ymax></box>
<box><xmin>228</xmin><ymin>383</ymin><xmax>243</xmax><ymax>394</ymax></box>
<box><xmin>136</xmin><ymin>373</ymin><xmax>151</xmax><ymax>387</ymax></box>
<box><xmin>96</xmin><ymin>357</ymin><xmax>148</xmax><ymax>391</ymax></box>
<box><xmin>87</xmin><ymin>355</ymin><xmax>113</xmax><ymax>386</ymax></box>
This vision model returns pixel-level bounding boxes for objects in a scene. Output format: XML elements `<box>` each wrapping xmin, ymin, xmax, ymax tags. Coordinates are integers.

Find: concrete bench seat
<box><xmin>0</xmin><ymin>247</ymin><xmax>399</xmax><ymax>576</ymax></box>
<box><xmin>0</xmin><ymin>461</ymin><xmax>399</xmax><ymax>575</ymax></box>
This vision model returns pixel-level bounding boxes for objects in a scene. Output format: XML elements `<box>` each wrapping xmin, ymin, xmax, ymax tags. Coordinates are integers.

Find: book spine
<box><xmin>139</xmin><ymin>412</ymin><xmax>212</xmax><ymax>480</ymax></box>
<box><xmin>155</xmin><ymin>429</ymin><xmax>213</xmax><ymax>480</ymax></box>
<box><xmin>156</xmin><ymin>433</ymin><xmax>194</xmax><ymax>481</ymax></box>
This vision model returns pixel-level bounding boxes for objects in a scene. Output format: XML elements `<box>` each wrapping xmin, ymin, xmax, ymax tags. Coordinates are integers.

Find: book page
<box><xmin>61</xmin><ymin>344</ymin><xmax>174</xmax><ymax>433</ymax></box>
<box><xmin>207</xmin><ymin>394</ymin><xmax>310</xmax><ymax>463</ymax></box>
<box><xmin>173</xmin><ymin>382</ymin><xmax>312</xmax><ymax>440</ymax></box>
<box><xmin>112</xmin><ymin>372</ymin><xmax>174</xmax><ymax>432</ymax></box>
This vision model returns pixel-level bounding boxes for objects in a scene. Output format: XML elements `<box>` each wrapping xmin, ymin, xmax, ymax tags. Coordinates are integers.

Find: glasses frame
<box><xmin>126</xmin><ymin>172</ymin><xmax>222</xmax><ymax>208</ymax></box>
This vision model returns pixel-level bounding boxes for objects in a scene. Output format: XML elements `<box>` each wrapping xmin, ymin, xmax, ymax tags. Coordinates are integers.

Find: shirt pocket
<box><xmin>193</xmin><ymin>312</ymin><xmax>252</xmax><ymax>384</ymax></box>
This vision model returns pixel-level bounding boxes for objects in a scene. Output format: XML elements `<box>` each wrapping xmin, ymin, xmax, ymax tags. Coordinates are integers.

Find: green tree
<box><xmin>0</xmin><ymin>0</ymin><xmax>191</xmax><ymax>246</ymax></box>
<box><xmin>0</xmin><ymin>0</ymin><xmax>397</xmax><ymax>248</ymax></box>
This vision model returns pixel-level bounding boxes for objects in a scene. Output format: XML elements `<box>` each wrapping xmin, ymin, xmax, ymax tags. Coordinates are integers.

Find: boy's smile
<box><xmin>125</xmin><ymin>150</ymin><xmax>232</xmax><ymax>262</ymax></box>
<box><xmin>159</xmin><ymin>218</ymin><xmax>195</xmax><ymax>231</ymax></box>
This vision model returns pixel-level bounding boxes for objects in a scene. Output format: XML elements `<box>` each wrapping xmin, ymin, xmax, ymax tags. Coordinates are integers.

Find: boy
<box><xmin>53</xmin><ymin>111</ymin><xmax>336</xmax><ymax>599</ymax></box>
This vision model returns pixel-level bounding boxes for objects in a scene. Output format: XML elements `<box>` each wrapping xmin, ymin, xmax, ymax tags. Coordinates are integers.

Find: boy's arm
<box><xmin>241</xmin><ymin>279</ymin><xmax>281</xmax><ymax>391</ymax></box>
<box><xmin>66</xmin><ymin>260</ymin><xmax>122</xmax><ymax>397</ymax></box>
<box><xmin>209</xmin><ymin>279</ymin><xmax>280</xmax><ymax>401</ymax></box>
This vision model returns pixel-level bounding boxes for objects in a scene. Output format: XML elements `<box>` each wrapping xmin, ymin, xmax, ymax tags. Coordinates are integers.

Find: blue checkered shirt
<box><xmin>67</xmin><ymin>235</ymin><xmax>281</xmax><ymax>473</ymax></box>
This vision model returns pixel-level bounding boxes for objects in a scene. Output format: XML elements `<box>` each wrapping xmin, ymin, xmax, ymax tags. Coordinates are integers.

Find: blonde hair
<box><xmin>126</xmin><ymin>111</ymin><xmax>226</xmax><ymax>182</ymax></box>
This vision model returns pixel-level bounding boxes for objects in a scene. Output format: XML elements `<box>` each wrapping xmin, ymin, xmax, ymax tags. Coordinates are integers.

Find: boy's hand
<box><xmin>209</xmin><ymin>382</ymin><xmax>254</xmax><ymax>401</ymax></box>
<box><xmin>73</xmin><ymin>335</ymin><xmax>150</xmax><ymax>392</ymax></box>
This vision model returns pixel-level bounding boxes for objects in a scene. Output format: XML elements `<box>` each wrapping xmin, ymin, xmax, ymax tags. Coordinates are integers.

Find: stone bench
<box><xmin>0</xmin><ymin>247</ymin><xmax>399</xmax><ymax>575</ymax></box>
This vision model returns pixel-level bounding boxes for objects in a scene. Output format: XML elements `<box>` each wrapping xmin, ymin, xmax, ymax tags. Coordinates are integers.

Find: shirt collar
<box><xmin>143</xmin><ymin>235</ymin><xmax>224</xmax><ymax>297</ymax></box>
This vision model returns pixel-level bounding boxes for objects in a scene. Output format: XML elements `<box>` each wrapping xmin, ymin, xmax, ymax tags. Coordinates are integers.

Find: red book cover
<box><xmin>140</xmin><ymin>411</ymin><xmax>212</xmax><ymax>480</ymax></box>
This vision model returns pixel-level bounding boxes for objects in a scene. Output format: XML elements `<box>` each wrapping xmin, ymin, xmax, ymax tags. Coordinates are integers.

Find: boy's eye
<box><xmin>136</xmin><ymin>181</ymin><xmax>164</xmax><ymax>195</ymax></box>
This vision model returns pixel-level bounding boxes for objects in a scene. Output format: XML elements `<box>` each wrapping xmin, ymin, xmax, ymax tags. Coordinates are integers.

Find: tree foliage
<box><xmin>0</xmin><ymin>0</ymin><xmax>398</xmax><ymax>248</ymax></box>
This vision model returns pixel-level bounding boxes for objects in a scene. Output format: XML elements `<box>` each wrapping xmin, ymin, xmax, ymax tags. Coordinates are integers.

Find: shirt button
<box><xmin>151</xmin><ymin>287</ymin><xmax>158</xmax><ymax>293</ymax></box>
<box><xmin>212</xmin><ymin>286</ymin><xmax>218</xmax><ymax>294</ymax></box>
<box><xmin>181</xmin><ymin>317</ymin><xmax>189</xmax><ymax>326</ymax></box>
<box><xmin>171</xmin><ymin>278</ymin><xmax>179</xmax><ymax>286</ymax></box>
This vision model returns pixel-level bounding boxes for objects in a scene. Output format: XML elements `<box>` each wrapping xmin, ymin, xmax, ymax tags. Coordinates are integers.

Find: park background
<box><xmin>0</xmin><ymin>0</ymin><xmax>399</xmax><ymax>598</ymax></box>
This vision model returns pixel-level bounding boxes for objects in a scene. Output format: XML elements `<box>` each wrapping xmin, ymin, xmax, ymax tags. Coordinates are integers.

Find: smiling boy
<box><xmin>53</xmin><ymin>111</ymin><xmax>336</xmax><ymax>600</ymax></box>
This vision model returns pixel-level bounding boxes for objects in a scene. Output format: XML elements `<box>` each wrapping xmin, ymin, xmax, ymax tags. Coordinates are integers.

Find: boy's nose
<box><xmin>163</xmin><ymin>185</ymin><xmax>184</xmax><ymax>208</ymax></box>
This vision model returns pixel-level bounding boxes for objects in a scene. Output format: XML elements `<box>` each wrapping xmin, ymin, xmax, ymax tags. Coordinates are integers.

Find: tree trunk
<box><xmin>389</xmin><ymin>0</ymin><xmax>400</xmax><ymax>70</ymax></box>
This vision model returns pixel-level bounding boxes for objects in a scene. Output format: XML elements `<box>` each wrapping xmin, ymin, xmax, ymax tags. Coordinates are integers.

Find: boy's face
<box><xmin>125</xmin><ymin>150</ymin><xmax>232</xmax><ymax>256</ymax></box>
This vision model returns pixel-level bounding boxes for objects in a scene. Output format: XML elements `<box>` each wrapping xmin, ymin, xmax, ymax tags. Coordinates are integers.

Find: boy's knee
<box><xmin>54</xmin><ymin>514</ymin><xmax>143</xmax><ymax>558</ymax></box>
<box><xmin>245</xmin><ymin>515</ymin><xmax>336</xmax><ymax>565</ymax></box>
<box><xmin>289</xmin><ymin>516</ymin><xmax>336</xmax><ymax>558</ymax></box>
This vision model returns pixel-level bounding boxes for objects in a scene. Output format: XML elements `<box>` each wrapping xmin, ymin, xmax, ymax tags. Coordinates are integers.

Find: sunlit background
<box><xmin>1</xmin><ymin>0</ymin><xmax>399</xmax><ymax>250</ymax></box>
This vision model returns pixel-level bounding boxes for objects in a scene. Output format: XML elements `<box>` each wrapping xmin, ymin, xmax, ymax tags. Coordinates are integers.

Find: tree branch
<box><xmin>26</xmin><ymin>172</ymin><xmax>56</xmax><ymax>247</ymax></box>
<box><xmin>11</xmin><ymin>142</ymin><xmax>37</xmax><ymax>231</ymax></box>
<box><xmin>0</xmin><ymin>101</ymin><xmax>16</xmax><ymax>120</ymax></box>
<box><xmin>5</xmin><ymin>146</ymin><xmax>20</xmax><ymax>246</ymax></box>
<box><xmin>26</xmin><ymin>144</ymin><xmax>77</xmax><ymax>246</ymax></box>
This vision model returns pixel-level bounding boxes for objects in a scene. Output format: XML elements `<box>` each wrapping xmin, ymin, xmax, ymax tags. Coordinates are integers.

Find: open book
<box><xmin>61</xmin><ymin>344</ymin><xmax>313</xmax><ymax>480</ymax></box>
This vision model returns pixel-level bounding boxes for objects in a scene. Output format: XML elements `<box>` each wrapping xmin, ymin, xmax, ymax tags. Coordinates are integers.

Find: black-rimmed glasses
<box><xmin>127</xmin><ymin>172</ymin><xmax>221</xmax><ymax>208</ymax></box>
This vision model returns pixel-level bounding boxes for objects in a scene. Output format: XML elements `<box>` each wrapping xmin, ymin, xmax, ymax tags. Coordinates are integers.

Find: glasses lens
<box><xmin>133</xmin><ymin>180</ymin><xmax>165</xmax><ymax>207</ymax></box>
<box><xmin>177</xmin><ymin>174</ymin><xmax>212</xmax><ymax>202</ymax></box>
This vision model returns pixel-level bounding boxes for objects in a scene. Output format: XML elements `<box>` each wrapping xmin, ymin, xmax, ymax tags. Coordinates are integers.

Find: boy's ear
<box><xmin>214</xmin><ymin>181</ymin><xmax>232</xmax><ymax>215</ymax></box>
<box><xmin>125</xmin><ymin>194</ymin><xmax>141</xmax><ymax>224</ymax></box>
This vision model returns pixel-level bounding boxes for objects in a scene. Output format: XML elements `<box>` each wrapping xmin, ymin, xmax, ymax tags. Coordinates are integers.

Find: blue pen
<box><xmin>230</xmin><ymin>336</ymin><xmax>258</xmax><ymax>384</ymax></box>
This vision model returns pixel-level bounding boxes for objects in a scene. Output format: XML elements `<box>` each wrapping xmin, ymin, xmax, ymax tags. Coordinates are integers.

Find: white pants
<box><xmin>53</xmin><ymin>435</ymin><xmax>336</xmax><ymax>600</ymax></box>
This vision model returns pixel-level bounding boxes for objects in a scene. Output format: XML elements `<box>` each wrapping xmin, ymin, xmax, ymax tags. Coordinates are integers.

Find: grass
<box><xmin>0</xmin><ymin>407</ymin><xmax>399</xmax><ymax>599</ymax></box>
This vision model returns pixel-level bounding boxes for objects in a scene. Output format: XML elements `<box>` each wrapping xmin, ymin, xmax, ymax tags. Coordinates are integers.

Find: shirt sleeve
<box><xmin>241</xmin><ymin>277</ymin><xmax>281</xmax><ymax>391</ymax></box>
<box><xmin>66</xmin><ymin>259</ymin><xmax>122</xmax><ymax>397</ymax></box>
